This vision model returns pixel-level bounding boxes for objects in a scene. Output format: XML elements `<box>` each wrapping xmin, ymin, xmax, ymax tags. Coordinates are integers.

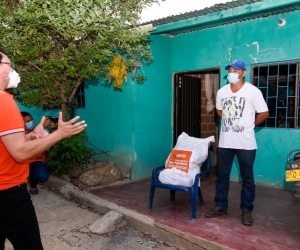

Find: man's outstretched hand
<box><xmin>55</xmin><ymin>112</ymin><xmax>87</xmax><ymax>139</ymax></box>
<box><xmin>25</xmin><ymin>113</ymin><xmax>87</xmax><ymax>141</ymax></box>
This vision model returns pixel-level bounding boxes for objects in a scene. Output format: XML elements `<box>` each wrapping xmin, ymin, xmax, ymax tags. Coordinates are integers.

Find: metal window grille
<box><xmin>251</xmin><ymin>61</ymin><xmax>300</xmax><ymax>128</ymax></box>
<box><xmin>43</xmin><ymin>82</ymin><xmax>85</xmax><ymax>110</ymax></box>
<box><xmin>75</xmin><ymin>82</ymin><xmax>85</xmax><ymax>109</ymax></box>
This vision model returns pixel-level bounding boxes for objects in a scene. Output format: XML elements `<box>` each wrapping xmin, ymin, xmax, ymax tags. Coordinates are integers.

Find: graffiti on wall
<box><xmin>227</xmin><ymin>41</ymin><xmax>285</xmax><ymax>63</ymax></box>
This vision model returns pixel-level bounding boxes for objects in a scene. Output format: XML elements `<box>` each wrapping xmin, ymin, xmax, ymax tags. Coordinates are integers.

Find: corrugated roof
<box><xmin>141</xmin><ymin>0</ymin><xmax>263</xmax><ymax>26</ymax></box>
<box><xmin>141</xmin><ymin>0</ymin><xmax>300</xmax><ymax>36</ymax></box>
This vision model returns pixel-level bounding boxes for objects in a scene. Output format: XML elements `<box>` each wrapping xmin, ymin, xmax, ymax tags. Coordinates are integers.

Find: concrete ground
<box><xmin>90</xmin><ymin>174</ymin><xmax>300</xmax><ymax>250</ymax></box>
<box><xmin>7</xmin><ymin>172</ymin><xmax>298</xmax><ymax>250</ymax></box>
<box><xmin>4</xmin><ymin>186</ymin><xmax>179</xmax><ymax>250</ymax></box>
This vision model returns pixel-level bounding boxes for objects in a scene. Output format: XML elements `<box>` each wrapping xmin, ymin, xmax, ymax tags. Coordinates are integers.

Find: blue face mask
<box><xmin>25</xmin><ymin>121</ymin><xmax>34</xmax><ymax>130</ymax></box>
<box><xmin>227</xmin><ymin>73</ymin><xmax>240</xmax><ymax>84</ymax></box>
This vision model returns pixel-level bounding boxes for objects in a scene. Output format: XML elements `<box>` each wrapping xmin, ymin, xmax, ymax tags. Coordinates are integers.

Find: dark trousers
<box><xmin>29</xmin><ymin>162</ymin><xmax>49</xmax><ymax>187</ymax></box>
<box><xmin>215</xmin><ymin>148</ymin><xmax>256</xmax><ymax>212</ymax></box>
<box><xmin>0</xmin><ymin>184</ymin><xmax>43</xmax><ymax>250</ymax></box>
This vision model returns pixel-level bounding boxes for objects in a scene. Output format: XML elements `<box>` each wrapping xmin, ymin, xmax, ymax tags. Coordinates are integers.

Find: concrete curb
<box><xmin>44</xmin><ymin>176</ymin><xmax>230</xmax><ymax>250</ymax></box>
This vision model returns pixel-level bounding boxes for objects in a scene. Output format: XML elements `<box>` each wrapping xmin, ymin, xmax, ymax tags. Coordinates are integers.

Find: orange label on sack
<box><xmin>166</xmin><ymin>150</ymin><xmax>192</xmax><ymax>173</ymax></box>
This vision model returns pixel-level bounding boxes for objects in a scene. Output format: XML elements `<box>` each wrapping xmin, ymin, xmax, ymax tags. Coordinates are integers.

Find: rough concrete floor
<box><xmin>4</xmin><ymin>186</ymin><xmax>179</xmax><ymax>250</ymax></box>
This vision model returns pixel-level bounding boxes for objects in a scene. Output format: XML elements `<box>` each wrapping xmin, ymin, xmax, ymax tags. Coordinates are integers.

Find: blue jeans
<box><xmin>215</xmin><ymin>148</ymin><xmax>256</xmax><ymax>212</ymax></box>
<box><xmin>29</xmin><ymin>162</ymin><xmax>49</xmax><ymax>187</ymax></box>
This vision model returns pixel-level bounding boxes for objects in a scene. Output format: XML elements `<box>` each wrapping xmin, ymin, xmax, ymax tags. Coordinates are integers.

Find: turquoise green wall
<box><xmin>130</xmin><ymin>35</ymin><xmax>172</xmax><ymax>179</ymax></box>
<box><xmin>77</xmin><ymin>77</ymin><xmax>134</xmax><ymax>171</ymax></box>
<box><xmin>78</xmin><ymin>35</ymin><xmax>173</xmax><ymax>179</ymax></box>
<box><xmin>156</xmin><ymin>10</ymin><xmax>300</xmax><ymax>188</ymax></box>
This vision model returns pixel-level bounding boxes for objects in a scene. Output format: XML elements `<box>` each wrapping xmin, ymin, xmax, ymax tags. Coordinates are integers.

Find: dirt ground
<box><xmin>4</xmin><ymin>186</ymin><xmax>179</xmax><ymax>250</ymax></box>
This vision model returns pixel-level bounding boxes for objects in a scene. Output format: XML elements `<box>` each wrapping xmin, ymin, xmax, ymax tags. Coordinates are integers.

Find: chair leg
<box><xmin>170</xmin><ymin>190</ymin><xmax>175</xmax><ymax>202</ymax></box>
<box><xmin>149</xmin><ymin>186</ymin><xmax>155</xmax><ymax>210</ymax></box>
<box><xmin>198</xmin><ymin>187</ymin><xmax>204</xmax><ymax>207</ymax></box>
<box><xmin>190</xmin><ymin>190</ymin><xmax>197</xmax><ymax>220</ymax></box>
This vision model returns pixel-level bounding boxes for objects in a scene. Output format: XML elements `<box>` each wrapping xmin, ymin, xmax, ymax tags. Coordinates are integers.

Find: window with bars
<box><xmin>43</xmin><ymin>82</ymin><xmax>85</xmax><ymax>110</ymax></box>
<box><xmin>251</xmin><ymin>61</ymin><xmax>300</xmax><ymax>128</ymax></box>
<box><xmin>74</xmin><ymin>83</ymin><xmax>85</xmax><ymax>109</ymax></box>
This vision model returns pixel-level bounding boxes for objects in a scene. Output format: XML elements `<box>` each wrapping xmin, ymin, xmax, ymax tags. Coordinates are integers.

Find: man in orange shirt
<box><xmin>0</xmin><ymin>47</ymin><xmax>87</xmax><ymax>249</ymax></box>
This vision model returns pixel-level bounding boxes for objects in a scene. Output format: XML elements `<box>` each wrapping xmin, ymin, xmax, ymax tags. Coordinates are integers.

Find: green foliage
<box><xmin>45</xmin><ymin>131</ymin><xmax>93</xmax><ymax>176</ymax></box>
<box><xmin>135</xmin><ymin>74</ymin><xmax>147</xmax><ymax>84</ymax></box>
<box><xmin>0</xmin><ymin>0</ymin><xmax>162</xmax><ymax>117</ymax></box>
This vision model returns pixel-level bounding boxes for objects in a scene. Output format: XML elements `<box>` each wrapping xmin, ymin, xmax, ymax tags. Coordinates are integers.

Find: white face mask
<box><xmin>227</xmin><ymin>73</ymin><xmax>240</xmax><ymax>84</ymax></box>
<box><xmin>6</xmin><ymin>70</ymin><xmax>21</xmax><ymax>89</ymax></box>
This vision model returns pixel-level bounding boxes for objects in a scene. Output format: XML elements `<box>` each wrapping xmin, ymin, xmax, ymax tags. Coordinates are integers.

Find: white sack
<box><xmin>160</xmin><ymin>133</ymin><xmax>215</xmax><ymax>186</ymax></box>
<box><xmin>158</xmin><ymin>168</ymin><xmax>194</xmax><ymax>187</ymax></box>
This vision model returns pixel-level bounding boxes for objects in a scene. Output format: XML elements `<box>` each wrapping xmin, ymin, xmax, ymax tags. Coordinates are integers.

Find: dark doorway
<box><xmin>173</xmin><ymin>74</ymin><xmax>201</xmax><ymax>145</ymax></box>
<box><xmin>173</xmin><ymin>69</ymin><xmax>220</xmax><ymax>168</ymax></box>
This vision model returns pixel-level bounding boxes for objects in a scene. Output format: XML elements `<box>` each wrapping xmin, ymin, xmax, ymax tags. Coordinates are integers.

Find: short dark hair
<box><xmin>0</xmin><ymin>47</ymin><xmax>7</xmax><ymax>63</ymax></box>
<box><xmin>21</xmin><ymin>111</ymin><xmax>32</xmax><ymax>117</ymax></box>
<box><xmin>50</xmin><ymin>118</ymin><xmax>58</xmax><ymax>124</ymax></box>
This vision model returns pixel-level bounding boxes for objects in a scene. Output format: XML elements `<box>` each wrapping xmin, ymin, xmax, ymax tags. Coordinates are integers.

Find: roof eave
<box><xmin>148</xmin><ymin>0</ymin><xmax>300</xmax><ymax>36</ymax></box>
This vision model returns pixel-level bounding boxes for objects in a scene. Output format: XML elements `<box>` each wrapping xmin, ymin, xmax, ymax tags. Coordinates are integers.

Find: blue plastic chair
<box><xmin>148</xmin><ymin>154</ymin><xmax>211</xmax><ymax>220</ymax></box>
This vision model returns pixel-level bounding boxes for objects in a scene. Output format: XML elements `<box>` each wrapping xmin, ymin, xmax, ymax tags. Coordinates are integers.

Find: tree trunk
<box><xmin>61</xmin><ymin>103</ymin><xmax>68</xmax><ymax>121</ymax></box>
<box><xmin>69</xmin><ymin>104</ymin><xmax>75</xmax><ymax>120</ymax></box>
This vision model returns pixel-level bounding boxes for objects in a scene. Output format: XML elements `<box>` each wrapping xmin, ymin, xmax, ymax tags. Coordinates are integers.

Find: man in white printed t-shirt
<box><xmin>205</xmin><ymin>59</ymin><xmax>269</xmax><ymax>226</ymax></box>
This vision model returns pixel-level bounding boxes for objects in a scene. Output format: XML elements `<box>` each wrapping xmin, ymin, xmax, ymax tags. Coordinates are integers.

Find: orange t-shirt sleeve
<box><xmin>29</xmin><ymin>152</ymin><xmax>46</xmax><ymax>163</ymax></box>
<box><xmin>0</xmin><ymin>90</ymin><xmax>25</xmax><ymax>136</ymax></box>
<box><xmin>0</xmin><ymin>90</ymin><xmax>28</xmax><ymax>190</ymax></box>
